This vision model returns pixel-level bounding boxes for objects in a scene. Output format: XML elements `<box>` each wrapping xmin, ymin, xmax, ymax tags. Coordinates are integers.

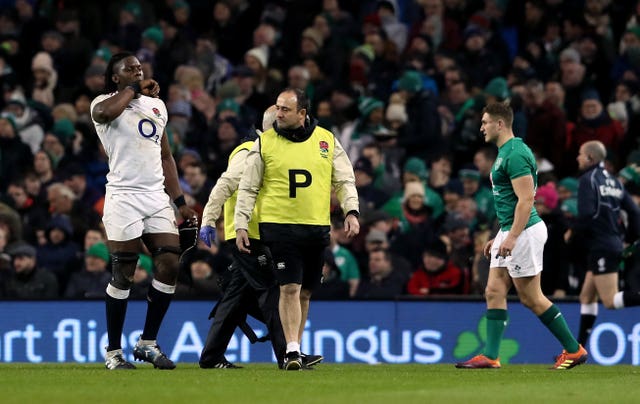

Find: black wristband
<box><xmin>173</xmin><ymin>195</ymin><xmax>186</xmax><ymax>208</ymax></box>
<box><xmin>127</xmin><ymin>81</ymin><xmax>141</xmax><ymax>95</ymax></box>
<box><xmin>346</xmin><ymin>210</ymin><xmax>359</xmax><ymax>219</ymax></box>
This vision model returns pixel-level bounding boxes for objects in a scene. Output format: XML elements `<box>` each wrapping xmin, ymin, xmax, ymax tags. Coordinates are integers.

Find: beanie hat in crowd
<box><xmin>137</xmin><ymin>253</ymin><xmax>153</xmax><ymax>275</ymax></box>
<box><xmin>86</xmin><ymin>242</ymin><xmax>110</xmax><ymax>262</ymax></box>
<box><xmin>404</xmin><ymin>181</ymin><xmax>426</xmax><ymax>199</ymax></box>
<box><xmin>558</xmin><ymin>177</ymin><xmax>578</xmax><ymax>195</ymax></box>
<box><xmin>365</xmin><ymin>229</ymin><xmax>388</xmax><ymax>244</ymax></box>
<box><xmin>354</xmin><ymin>157</ymin><xmax>374</xmax><ymax>177</ymax></box>
<box><xmin>302</xmin><ymin>27</ymin><xmax>324</xmax><ymax>48</ymax></box>
<box><xmin>581</xmin><ymin>88</ymin><xmax>601</xmax><ymax>103</ymax></box>
<box><xmin>358</xmin><ymin>96</ymin><xmax>384</xmax><ymax>118</ymax></box>
<box><xmin>123</xmin><ymin>1</ymin><xmax>142</xmax><ymax>18</ymax></box>
<box><xmin>397</xmin><ymin>70</ymin><xmax>423</xmax><ymax>93</ymax></box>
<box><xmin>51</xmin><ymin>118</ymin><xmax>75</xmax><ymax>144</ymax></box>
<box><xmin>459</xmin><ymin>165</ymin><xmax>481</xmax><ymax>181</ymax></box>
<box><xmin>619</xmin><ymin>165</ymin><xmax>640</xmax><ymax>184</ymax></box>
<box><xmin>423</xmin><ymin>238</ymin><xmax>448</xmax><ymax>259</ymax></box>
<box><xmin>47</xmin><ymin>215</ymin><xmax>74</xmax><ymax>237</ymax></box>
<box><xmin>403</xmin><ymin>157</ymin><xmax>428</xmax><ymax>181</ymax></box>
<box><xmin>535</xmin><ymin>182</ymin><xmax>559</xmax><ymax>210</ymax></box>
<box><xmin>142</xmin><ymin>26</ymin><xmax>164</xmax><ymax>47</ymax></box>
<box><xmin>8</xmin><ymin>242</ymin><xmax>37</xmax><ymax>258</ymax></box>
<box><xmin>484</xmin><ymin>77</ymin><xmax>510</xmax><ymax>100</ymax></box>
<box><xmin>217</xmin><ymin>98</ymin><xmax>240</xmax><ymax>115</ymax></box>
<box><xmin>385</xmin><ymin>103</ymin><xmax>407</xmax><ymax>123</ymax></box>
<box><xmin>93</xmin><ymin>46</ymin><xmax>112</xmax><ymax>63</ymax></box>
<box><xmin>246</xmin><ymin>46</ymin><xmax>269</xmax><ymax>68</ymax></box>
<box><xmin>353</xmin><ymin>44</ymin><xmax>375</xmax><ymax>62</ymax></box>
<box><xmin>32</xmin><ymin>51</ymin><xmax>54</xmax><ymax>73</ymax></box>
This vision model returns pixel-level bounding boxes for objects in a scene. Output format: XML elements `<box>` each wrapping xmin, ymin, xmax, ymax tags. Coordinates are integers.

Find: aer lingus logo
<box><xmin>453</xmin><ymin>315</ymin><xmax>519</xmax><ymax>364</ymax></box>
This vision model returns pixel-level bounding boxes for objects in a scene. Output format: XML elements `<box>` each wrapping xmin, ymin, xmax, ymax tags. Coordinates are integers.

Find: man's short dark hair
<box><xmin>482</xmin><ymin>102</ymin><xmax>513</xmax><ymax>128</ymax></box>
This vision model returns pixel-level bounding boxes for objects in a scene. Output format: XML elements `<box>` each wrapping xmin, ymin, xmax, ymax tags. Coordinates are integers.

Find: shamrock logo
<box><xmin>453</xmin><ymin>315</ymin><xmax>519</xmax><ymax>364</ymax></box>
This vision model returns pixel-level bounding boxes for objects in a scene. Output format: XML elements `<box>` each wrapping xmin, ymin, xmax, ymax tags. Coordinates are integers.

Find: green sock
<box><xmin>538</xmin><ymin>305</ymin><xmax>580</xmax><ymax>353</ymax></box>
<box><xmin>485</xmin><ymin>309</ymin><xmax>508</xmax><ymax>360</ymax></box>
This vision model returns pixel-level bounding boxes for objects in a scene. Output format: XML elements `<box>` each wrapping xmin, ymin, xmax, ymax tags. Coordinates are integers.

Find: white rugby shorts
<box><xmin>490</xmin><ymin>221</ymin><xmax>547</xmax><ymax>278</ymax></box>
<box><xmin>103</xmin><ymin>191</ymin><xmax>178</xmax><ymax>241</ymax></box>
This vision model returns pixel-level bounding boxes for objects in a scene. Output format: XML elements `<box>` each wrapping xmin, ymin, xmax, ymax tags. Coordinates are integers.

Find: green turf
<box><xmin>0</xmin><ymin>363</ymin><xmax>638</xmax><ymax>404</ymax></box>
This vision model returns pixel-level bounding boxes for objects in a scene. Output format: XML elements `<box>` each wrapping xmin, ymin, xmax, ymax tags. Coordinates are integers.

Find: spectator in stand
<box><xmin>0</xmin><ymin>115</ymin><xmax>33</xmax><ymax>193</ymax></box>
<box><xmin>61</xmin><ymin>163</ymin><xmax>105</xmax><ymax>216</ymax></box>
<box><xmin>407</xmin><ymin>238</ymin><xmax>467</xmax><ymax>296</ymax></box>
<box><xmin>3</xmin><ymin>95</ymin><xmax>45</xmax><ymax>154</ymax></box>
<box><xmin>354</xmin><ymin>156</ymin><xmax>390</xmax><ymax>213</ymax></box>
<box><xmin>2</xmin><ymin>242</ymin><xmax>58</xmax><ymax>299</ymax></box>
<box><xmin>355</xmin><ymin>248</ymin><xmax>406</xmax><ymax>299</ymax></box>
<box><xmin>395</xmin><ymin>69</ymin><xmax>443</xmax><ymax>160</ymax></box>
<box><xmin>473</xmin><ymin>145</ymin><xmax>497</xmax><ymax>190</ymax></box>
<box><xmin>459</xmin><ymin>165</ymin><xmax>495</xmax><ymax>224</ymax></box>
<box><xmin>175</xmin><ymin>249</ymin><xmax>221</xmax><ymax>299</ymax></box>
<box><xmin>130</xmin><ymin>253</ymin><xmax>153</xmax><ymax>299</ymax></box>
<box><xmin>329</xmin><ymin>218</ymin><xmax>360</xmax><ymax>297</ymax></box>
<box><xmin>534</xmin><ymin>182</ymin><xmax>570</xmax><ymax>297</ymax></box>
<box><xmin>5</xmin><ymin>178</ymin><xmax>48</xmax><ymax>245</ymax></box>
<box><xmin>523</xmin><ymin>79</ymin><xmax>568</xmax><ymax>177</ymax></box>
<box><xmin>313</xmin><ymin>248</ymin><xmax>350</xmax><ymax>300</ymax></box>
<box><xmin>36</xmin><ymin>214</ymin><xmax>80</xmax><ymax>293</ymax></box>
<box><xmin>567</xmin><ymin>89</ymin><xmax>625</xmax><ymax>172</ymax></box>
<box><xmin>46</xmin><ymin>182</ymin><xmax>101</xmax><ymax>246</ymax></box>
<box><xmin>182</xmin><ymin>161</ymin><xmax>215</xmax><ymax>208</ymax></box>
<box><xmin>64</xmin><ymin>241</ymin><xmax>111</xmax><ymax>299</ymax></box>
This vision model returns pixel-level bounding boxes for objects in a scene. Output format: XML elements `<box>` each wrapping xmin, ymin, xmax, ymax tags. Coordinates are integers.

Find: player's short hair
<box><xmin>104</xmin><ymin>52</ymin><xmax>135</xmax><ymax>93</ymax></box>
<box><xmin>482</xmin><ymin>102</ymin><xmax>513</xmax><ymax>128</ymax></box>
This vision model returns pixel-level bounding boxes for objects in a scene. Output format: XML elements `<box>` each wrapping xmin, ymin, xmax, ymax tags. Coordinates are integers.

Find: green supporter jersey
<box><xmin>333</xmin><ymin>245</ymin><xmax>360</xmax><ymax>281</ymax></box>
<box><xmin>490</xmin><ymin>137</ymin><xmax>541</xmax><ymax>231</ymax></box>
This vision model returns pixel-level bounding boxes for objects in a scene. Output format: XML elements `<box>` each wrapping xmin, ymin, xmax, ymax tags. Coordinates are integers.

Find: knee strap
<box><xmin>151</xmin><ymin>246</ymin><xmax>182</xmax><ymax>257</ymax></box>
<box><xmin>110</xmin><ymin>252</ymin><xmax>138</xmax><ymax>290</ymax></box>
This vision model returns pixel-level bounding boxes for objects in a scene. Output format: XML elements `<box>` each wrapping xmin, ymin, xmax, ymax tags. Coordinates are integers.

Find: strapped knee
<box><xmin>151</xmin><ymin>246</ymin><xmax>182</xmax><ymax>258</ymax></box>
<box><xmin>110</xmin><ymin>251</ymin><xmax>138</xmax><ymax>290</ymax></box>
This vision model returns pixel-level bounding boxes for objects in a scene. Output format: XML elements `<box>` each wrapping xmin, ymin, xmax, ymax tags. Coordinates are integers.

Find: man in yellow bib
<box><xmin>235</xmin><ymin>88</ymin><xmax>360</xmax><ymax>370</ymax></box>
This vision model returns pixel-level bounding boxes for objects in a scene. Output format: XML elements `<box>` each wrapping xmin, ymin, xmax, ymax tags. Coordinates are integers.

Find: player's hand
<box><xmin>139</xmin><ymin>79</ymin><xmax>160</xmax><ymax>98</ymax></box>
<box><xmin>344</xmin><ymin>214</ymin><xmax>360</xmax><ymax>238</ymax></box>
<box><xmin>236</xmin><ymin>229</ymin><xmax>251</xmax><ymax>253</ymax></box>
<box><xmin>497</xmin><ymin>235</ymin><xmax>516</xmax><ymax>258</ymax></box>
<box><xmin>199</xmin><ymin>225</ymin><xmax>216</xmax><ymax>247</ymax></box>
<box><xmin>178</xmin><ymin>205</ymin><xmax>198</xmax><ymax>225</ymax></box>
<box><xmin>483</xmin><ymin>238</ymin><xmax>494</xmax><ymax>259</ymax></box>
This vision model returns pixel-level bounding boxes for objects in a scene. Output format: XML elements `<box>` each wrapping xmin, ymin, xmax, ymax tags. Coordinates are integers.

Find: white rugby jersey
<box><xmin>91</xmin><ymin>92</ymin><xmax>168</xmax><ymax>193</ymax></box>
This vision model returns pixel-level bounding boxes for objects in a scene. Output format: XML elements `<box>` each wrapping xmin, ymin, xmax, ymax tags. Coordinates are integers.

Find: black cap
<box><xmin>8</xmin><ymin>242</ymin><xmax>37</xmax><ymax>257</ymax></box>
<box><xmin>354</xmin><ymin>157</ymin><xmax>374</xmax><ymax>177</ymax></box>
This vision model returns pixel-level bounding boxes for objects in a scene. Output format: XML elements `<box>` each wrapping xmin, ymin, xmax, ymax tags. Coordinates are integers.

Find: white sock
<box><xmin>286</xmin><ymin>342</ymin><xmax>300</xmax><ymax>353</ymax></box>
<box><xmin>580</xmin><ymin>303</ymin><xmax>598</xmax><ymax>315</ymax></box>
<box><xmin>613</xmin><ymin>291</ymin><xmax>625</xmax><ymax>309</ymax></box>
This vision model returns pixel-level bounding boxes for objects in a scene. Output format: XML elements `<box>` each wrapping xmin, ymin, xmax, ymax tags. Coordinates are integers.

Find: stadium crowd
<box><xmin>1</xmin><ymin>0</ymin><xmax>640</xmax><ymax>300</ymax></box>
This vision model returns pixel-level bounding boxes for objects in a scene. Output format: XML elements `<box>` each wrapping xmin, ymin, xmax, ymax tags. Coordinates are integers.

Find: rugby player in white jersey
<box><xmin>91</xmin><ymin>52</ymin><xmax>197</xmax><ymax>370</ymax></box>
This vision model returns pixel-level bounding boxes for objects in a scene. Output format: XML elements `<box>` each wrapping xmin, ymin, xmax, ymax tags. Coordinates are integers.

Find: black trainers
<box><xmin>212</xmin><ymin>359</ymin><xmax>243</xmax><ymax>369</ymax></box>
<box><xmin>301</xmin><ymin>352</ymin><xmax>323</xmax><ymax>367</ymax></box>
<box><xmin>283</xmin><ymin>351</ymin><xmax>302</xmax><ymax>371</ymax></box>
<box><xmin>133</xmin><ymin>342</ymin><xmax>176</xmax><ymax>369</ymax></box>
<box><xmin>105</xmin><ymin>349</ymin><xmax>136</xmax><ymax>370</ymax></box>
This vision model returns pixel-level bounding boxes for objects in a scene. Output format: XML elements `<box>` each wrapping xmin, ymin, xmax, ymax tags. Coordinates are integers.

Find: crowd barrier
<box><xmin>1</xmin><ymin>300</ymin><xmax>639</xmax><ymax>365</ymax></box>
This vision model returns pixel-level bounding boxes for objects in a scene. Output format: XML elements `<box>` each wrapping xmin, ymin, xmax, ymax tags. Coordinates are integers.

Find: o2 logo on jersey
<box><xmin>138</xmin><ymin>118</ymin><xmax>160</xmax><ymax>143</ymax></box>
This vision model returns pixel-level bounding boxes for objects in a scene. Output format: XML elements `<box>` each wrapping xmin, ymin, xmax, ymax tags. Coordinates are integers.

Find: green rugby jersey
<box><xmin>490</xmin><ymin>137</ymin><xmax>541</xmax><ymax>231</ymax></box>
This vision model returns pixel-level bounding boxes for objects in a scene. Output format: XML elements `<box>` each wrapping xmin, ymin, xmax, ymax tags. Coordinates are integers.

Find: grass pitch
<box><xmin>1</xmin><ymin>363</ymin><xmax>638</xmax><ymax>404</ymax></box>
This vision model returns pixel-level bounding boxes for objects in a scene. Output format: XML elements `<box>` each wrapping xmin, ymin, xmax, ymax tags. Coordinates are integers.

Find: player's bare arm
<box><xmin>92</xmin><ymin>78</ymin><xmax>159</xmax><ymax>124</ymax></box>
<box><xmin>160</xmin><ymin>133</ymin><xmax>197</xmax><ymax>221</ymax></box>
